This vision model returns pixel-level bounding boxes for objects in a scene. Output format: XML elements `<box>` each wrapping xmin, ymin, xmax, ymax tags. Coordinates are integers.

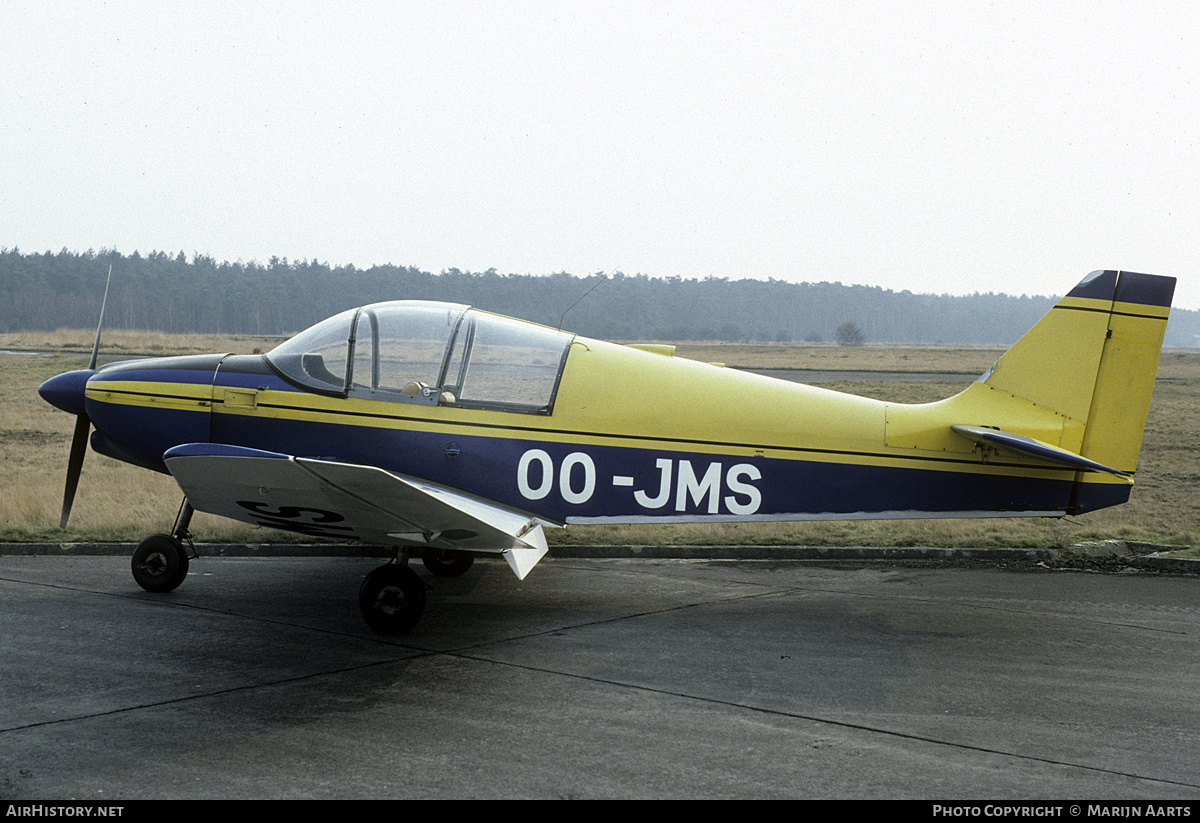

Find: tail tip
<box><xmin>1067</xmin><ymin>270</ymin><xmax>1175</xmax><ymax>309</ymax></box>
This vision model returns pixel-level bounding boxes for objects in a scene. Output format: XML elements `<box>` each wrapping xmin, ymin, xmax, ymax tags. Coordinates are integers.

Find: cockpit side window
<box><xmin>376</xmin><ymin>304</ymin><xmax>460</xmax><ymax>391</ymax></box>
<box><xmin>447</xmin><ymin>311</ymin><xmax>573</xmax><ymax>413</ymax></box>
<box><xmin>348</xmin><ymin>302</ymin><xmax>467</xmax><ymax>404</ymax></box>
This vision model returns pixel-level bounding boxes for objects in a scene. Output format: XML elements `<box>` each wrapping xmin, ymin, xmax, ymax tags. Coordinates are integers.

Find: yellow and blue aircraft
<box><xmin>38</xmin><ymin>269</ymin><xmax>1175</xmax><ymax>633</ymax></box>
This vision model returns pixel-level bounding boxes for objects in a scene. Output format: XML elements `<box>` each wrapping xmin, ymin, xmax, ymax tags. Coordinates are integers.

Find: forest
<box><xmin>3</xmin><ymin>247</ymin><xmax>1197</xmax><ymax>346</ymax></box>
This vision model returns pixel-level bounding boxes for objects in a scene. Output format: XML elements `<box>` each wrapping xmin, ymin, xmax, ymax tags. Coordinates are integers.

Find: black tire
<box><xmin>421</xmin><ymin>548</ymin><xmax>475</xmax><ymax>577</ymax></box>
<box><xmin>131</xmin><ymin>534</ymin><xmax>189</xmax><ymax>593</ymax></box>
<box><xmin>359</xmin><ymin>565</ymin><xmax>426</xmax><ymax>634</ymax></box>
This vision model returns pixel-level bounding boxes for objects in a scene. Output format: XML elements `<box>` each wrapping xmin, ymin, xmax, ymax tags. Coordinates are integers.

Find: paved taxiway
<box><xmin>2</xmin><ymin>552</ymin><xmax>1198</xmax><ymax>799</ymax></box>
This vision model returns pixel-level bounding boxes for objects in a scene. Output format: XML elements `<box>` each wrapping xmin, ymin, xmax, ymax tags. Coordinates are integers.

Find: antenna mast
<box><xmin>558</xmin><ymin>272</ymin><xmax>610</xmax><ymax>330</ymax></box>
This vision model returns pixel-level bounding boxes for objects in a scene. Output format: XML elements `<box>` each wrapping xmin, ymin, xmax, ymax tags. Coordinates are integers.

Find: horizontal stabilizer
<box><xmin>950</xmin><ymin>425</ymin><xmax>1130</xmax><ymax>478</ymax></box>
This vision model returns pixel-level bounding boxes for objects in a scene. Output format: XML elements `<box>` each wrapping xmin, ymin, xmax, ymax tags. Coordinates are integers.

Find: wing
<box><xmin>162</xmin><ymin>444</ymin><xmax>555</xmax><ymax>579</ymax></box>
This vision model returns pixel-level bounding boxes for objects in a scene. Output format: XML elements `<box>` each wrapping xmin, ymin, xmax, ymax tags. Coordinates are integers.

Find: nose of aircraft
<box><xmin>38</xmin><ymin>369</ymin><xmax>95</xmax><ymax>416</ymax></box>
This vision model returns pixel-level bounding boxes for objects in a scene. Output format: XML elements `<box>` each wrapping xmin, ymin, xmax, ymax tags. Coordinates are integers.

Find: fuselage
<box><xmin>44</xmin><ymin>326</ymin><xmax>1128</xmax><ymax>526</ymax></box>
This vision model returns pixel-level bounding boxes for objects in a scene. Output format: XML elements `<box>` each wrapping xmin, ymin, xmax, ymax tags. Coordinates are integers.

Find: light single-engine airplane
<box><xmin>39</xmin><ymin>269</ymin><xmax>1175</xmax><ymax>634</ymax></box>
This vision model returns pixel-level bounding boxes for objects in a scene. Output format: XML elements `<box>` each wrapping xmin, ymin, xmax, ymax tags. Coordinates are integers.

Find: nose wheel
<box><xmin>131</xmin><ymin>499</ymin><xmax>194</xmax><ymax>593</ymax></box>
<box><xmin>131</xmin><ymin>534</ymin><xmax>190</xmax><ymax>592</ymax></box>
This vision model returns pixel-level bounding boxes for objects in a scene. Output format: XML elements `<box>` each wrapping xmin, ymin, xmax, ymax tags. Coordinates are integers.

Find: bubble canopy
<box><xmin>265</xmin><ymin>301</ymin><xmax>574</xmax><ymax>414</ymax></box>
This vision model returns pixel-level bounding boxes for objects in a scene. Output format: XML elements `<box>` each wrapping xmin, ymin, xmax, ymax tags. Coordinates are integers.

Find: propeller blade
<box><xmin>51</xmin><ymin>263</ymin><xmax>113</xmax><ymax>528</ymax></box>
<box><xmin>88</xmin><ymin>263</ymin><xmax>113</xmax><ymax>370</ymax></box>
<box><xmin>61</xmin><ymin>413</ymin><xmax>92</xmax><ymax>528</ymax></box>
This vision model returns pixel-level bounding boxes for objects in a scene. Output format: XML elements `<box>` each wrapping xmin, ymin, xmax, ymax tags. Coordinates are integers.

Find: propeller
<box><xmin>55</xmin><ymin>264</ymin><xmax>112</xmax><ymax>527</ymax></box>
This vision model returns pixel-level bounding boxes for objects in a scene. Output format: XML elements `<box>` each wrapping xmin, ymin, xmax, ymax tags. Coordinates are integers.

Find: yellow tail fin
<box><xmin>979</xmin><ymin>270</ymin><xmax>1174</xmax><ymax>475</ymax></box>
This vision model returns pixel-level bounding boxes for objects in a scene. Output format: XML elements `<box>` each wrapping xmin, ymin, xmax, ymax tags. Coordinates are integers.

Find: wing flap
<box><xmin>296</xmin><ymin>457</ymin><xmax>550</xmax><ymax>578</ymax></box>
<box><xmin>163</xmin><ymin>444</ymin><xmax>553</xmax><ymax>578</ymax></box>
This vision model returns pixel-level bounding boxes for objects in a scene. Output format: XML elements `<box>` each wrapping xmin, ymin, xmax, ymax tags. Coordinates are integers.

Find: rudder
<box><xmin>1078</xmin><ymin>271</ymin><xmax>1175</xmax><ymax>474</ymax></box>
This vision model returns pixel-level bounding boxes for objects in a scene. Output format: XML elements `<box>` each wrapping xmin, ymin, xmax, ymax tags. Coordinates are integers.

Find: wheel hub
<box><xmin>137</xmin><ymin>552</ymin><xmax>169</xmax><ymax>577</ymax></box>
<box><xmin>374</xmin><ymin>585</ymin><xmax>408</xmax><ymax>616</ymax></box>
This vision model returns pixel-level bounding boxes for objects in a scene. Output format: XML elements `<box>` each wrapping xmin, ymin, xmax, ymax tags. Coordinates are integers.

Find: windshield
<box><xmin>265</xmin><ymin>307</ymin><xmax>357</xmax><ymax>393</ymax></box>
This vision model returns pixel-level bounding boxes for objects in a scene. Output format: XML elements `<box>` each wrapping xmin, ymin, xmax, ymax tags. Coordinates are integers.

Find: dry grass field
<box><xmin>3</xmin><ymin>331</ymin><xmax>1197</xmax><ymax>551</ymax></box>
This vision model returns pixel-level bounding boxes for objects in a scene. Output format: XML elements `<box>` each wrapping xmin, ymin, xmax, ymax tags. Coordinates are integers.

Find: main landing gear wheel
<box><xmin>421</xmin><ymin>548</ymin><xmax>474</xmax><ymax>577</ymax></box>
<box><xmin>131</xmin><ymin>534</ymin><xmax>190</xmax><ymax>593</ymax></box>
<box><xmin>359</xmin><ymin>564</ymin><xmax>426</xmax><ymax>635</ymax></box>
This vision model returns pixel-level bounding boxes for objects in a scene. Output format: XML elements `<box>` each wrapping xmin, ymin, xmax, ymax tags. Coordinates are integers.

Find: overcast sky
<box><xmin>3</xmin><ymin>1</ymin><xmax>1198</xmax><ymax>308</ymax></box>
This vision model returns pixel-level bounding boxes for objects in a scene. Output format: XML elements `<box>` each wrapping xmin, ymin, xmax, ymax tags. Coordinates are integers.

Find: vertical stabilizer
<box><xmin>978</xmin><ymin>270</ymin><xmax>1174</xmax><ymax>475</ymax></box>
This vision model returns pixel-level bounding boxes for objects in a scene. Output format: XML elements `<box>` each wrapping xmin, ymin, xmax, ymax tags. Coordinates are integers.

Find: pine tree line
<box><xmin>3</xmin><ymin>247</ymin><xmax>1196</xmax><ymax>346</ymax></box>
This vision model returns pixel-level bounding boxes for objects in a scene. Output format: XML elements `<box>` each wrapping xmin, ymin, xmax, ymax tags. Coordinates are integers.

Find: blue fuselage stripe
<box><xmin>213</xmin><ymin>410</ymin><xmax>1090</xmax><ymax>520</ymax></box>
